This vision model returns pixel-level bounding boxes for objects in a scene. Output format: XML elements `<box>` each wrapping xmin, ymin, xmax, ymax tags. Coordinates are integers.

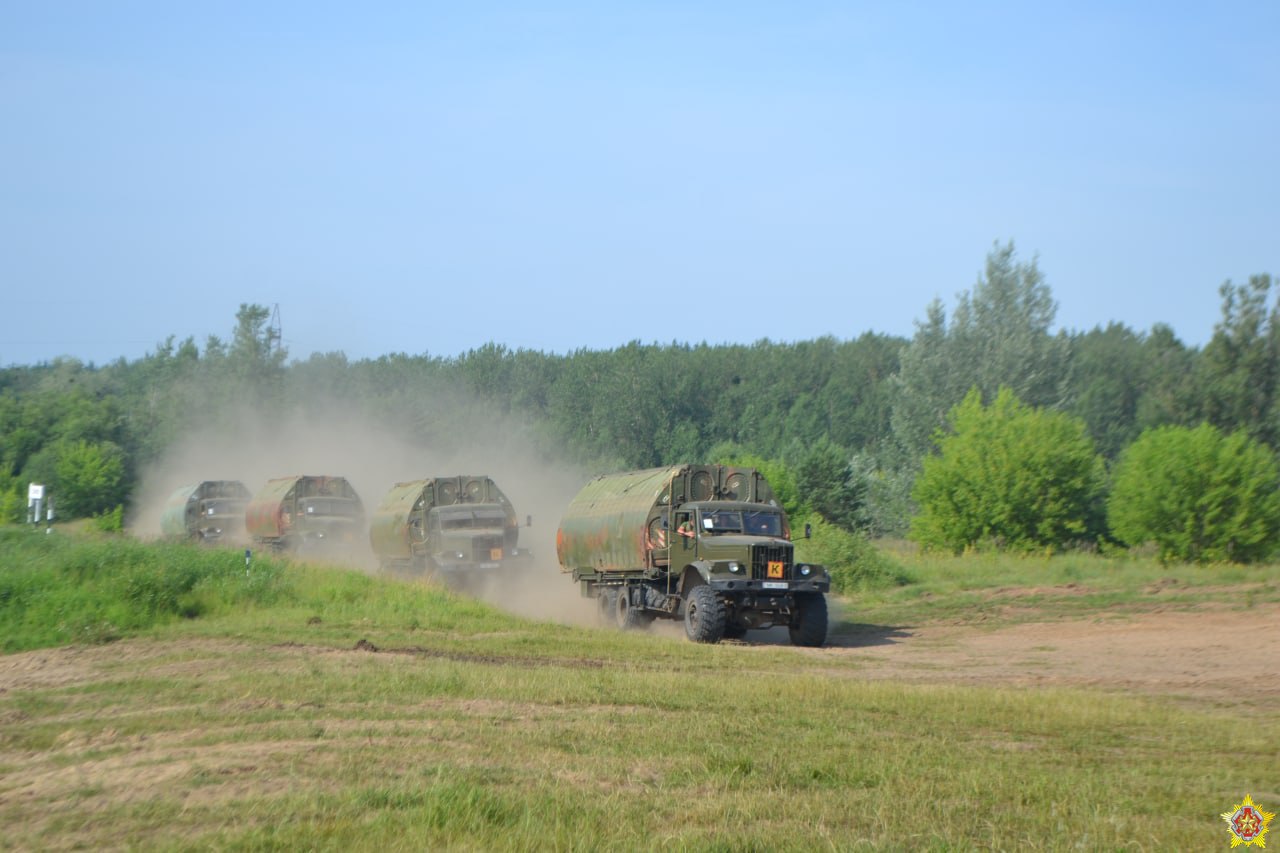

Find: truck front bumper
<box><xmin>708</xmin><ymin>577</ymin><xmax>830</xmax><ymax>594</ymax></box>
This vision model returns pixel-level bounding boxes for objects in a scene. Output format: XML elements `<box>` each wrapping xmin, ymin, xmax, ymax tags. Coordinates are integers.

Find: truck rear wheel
<box><xmin>789</xmin><ymin>592</ymin><xmax>828</xmax><ymax>647</ymax></box>
<box><xmin>683</xmin><ymin>585</ymin><xmax>726</xmax><ymax>643</ymax></box>
<box><xmin>595</xmin><ymin>589</ymin><xmax>617</xmax><ymax>626</ymax></box>
<box><xmin>614</xmin><ymin>590</ymin><xmax>650</xmax><ymax>631</ymax></box>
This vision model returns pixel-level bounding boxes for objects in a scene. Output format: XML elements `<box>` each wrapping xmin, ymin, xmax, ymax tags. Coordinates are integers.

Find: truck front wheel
<box><xmin>789</xmin><ymin>593</ymin><xmax>828</xmax><ymax>647</ymax></box>
<box><xmin>683</xmin><ymin>585</ymin><xmax>726</xmax><ymax>643</ymax></box>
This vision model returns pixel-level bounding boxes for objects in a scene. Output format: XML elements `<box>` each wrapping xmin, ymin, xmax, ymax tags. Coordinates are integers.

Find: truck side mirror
<box><xmin>804</xmin><ymin>523</ymin><xmax>812</xmax><ymax>540</ymax></box>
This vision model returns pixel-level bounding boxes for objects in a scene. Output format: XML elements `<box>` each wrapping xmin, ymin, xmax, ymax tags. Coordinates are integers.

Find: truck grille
<box><xmin>750</xmin><ymin>544</ymin><xmax>791</xmax><ymax>580</ymax></box>
<box><xmin>473</xmin><ymin>535</ymin><xmax>505</xmax><ymax>563</ymax></box>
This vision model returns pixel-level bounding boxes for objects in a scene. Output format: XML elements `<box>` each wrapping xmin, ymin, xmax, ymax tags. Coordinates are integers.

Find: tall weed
<box><xmin>0</xmin><ymin>528</ymin><xmax>290</xmax><ymax>652</ymax></box>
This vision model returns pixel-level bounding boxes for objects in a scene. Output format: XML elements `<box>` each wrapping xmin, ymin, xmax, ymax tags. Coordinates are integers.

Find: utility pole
<box><xmin>266</xmin><ymin>303</ymin><xmax>283</xmax><ymax>358</ymax></box>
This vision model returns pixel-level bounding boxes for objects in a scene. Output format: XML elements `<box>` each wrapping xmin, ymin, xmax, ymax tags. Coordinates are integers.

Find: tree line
<box><xmin>3</xmin><ymin>243</ymin><xmax>1278</xmax><ymax>562</ymax></box>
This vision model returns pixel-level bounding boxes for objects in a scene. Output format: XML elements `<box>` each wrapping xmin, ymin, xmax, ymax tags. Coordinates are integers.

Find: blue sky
<box><xmin>2</xmin><ymin>2</ymin><xmax>1276</xmax><ymax>366</ymax></box>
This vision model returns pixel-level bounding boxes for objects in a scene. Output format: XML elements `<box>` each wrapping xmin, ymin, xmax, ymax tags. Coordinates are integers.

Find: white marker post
<box><xmin>27</xmin><ymin>484</ymin><xmax>44</xmax><ymax>529</ymax></box>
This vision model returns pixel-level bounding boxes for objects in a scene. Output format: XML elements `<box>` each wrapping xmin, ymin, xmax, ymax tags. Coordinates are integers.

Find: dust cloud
<box><xmin>129</xmin><ymin>396</ymin><xmax>597</xmax><ymax>627</ymax></box>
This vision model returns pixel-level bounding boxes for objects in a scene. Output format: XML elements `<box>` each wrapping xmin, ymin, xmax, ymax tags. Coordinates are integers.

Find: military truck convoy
<box><xmin>162</xmin><ymin>473</ymin><xmax>534</xmax><ymax>592</ymax></box>
<box><xmin>159</xmin><ymin>462</ymin><xmax>835</xmax><ymax>647</ymax></box>
<box><xmin>556</xmin><ymin>464</ymin><xmax>830</xmax><ymax>646</ymax></box>
<box><xmin>368</xmin><ymin>475</ymin><xmax>531</xmax><ymax>588</ymax></box>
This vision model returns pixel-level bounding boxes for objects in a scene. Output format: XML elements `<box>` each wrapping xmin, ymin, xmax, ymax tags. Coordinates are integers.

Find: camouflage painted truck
<box><xmin>245</xmin><ymin>475</ymin><xmax>366</xmax><ymax>554</ymax></box>
<box><xmin>368</xmin><ymin>475</ymin><xmax>531</xmax><ymax>589</ymax></box>
<box><xmin>557</xmin><ymin>464</ymin><xmax>831</xmax><ymax>645</ymax></box>
<box><xmin>159</xmin><ymin>480</ymin><xmax>251</xmax><ymax>543</ymax></box>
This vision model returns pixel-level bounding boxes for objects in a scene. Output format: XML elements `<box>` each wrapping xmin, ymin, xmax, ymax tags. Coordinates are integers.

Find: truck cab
<box><xmin>666</xmin><ymin>501</ymin><xmax>827</xmax><ymax>605</ymax></box>
<box><xmin>246</xmin><ymin>475</ymin><xmax>366</xmax><ymax>553</ymax></box>
<box><xmin>160</xmin><ymin>480</ymin><xmax>251</xmax><ymax>543</ymax></box>
<box><xmin>294</xmin><ymin>493</ymin><xmax>364</xmax><ymax>545</ymax></box>
<box><xmin>426</xmin><ymin>503</ymin><xmax>517</xmax><ymax>576</ymax></box>
<box><xmin>370</xmin><ymin>476</ymin><xmax>532</xmax><ymax>589</ymax></box>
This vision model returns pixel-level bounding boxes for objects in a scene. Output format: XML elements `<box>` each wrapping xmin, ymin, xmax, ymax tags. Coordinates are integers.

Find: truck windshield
<box><xmin>439</xmin><ymin>508</ymin><xmax>508</xmax><ymax>530</ymax></box>
<box><xmin>702</xmin><ymin>509</ymin><xmax>783</xmax><ymax>536</ymax></box>
<box><xmin>743</xmin><ymin>510</ymin><xmax>783</xmax><ymax>537</ymax></box>
<box><xmin>302</xmin><ymin>498</ymin><xmax>360</xmax><ymax>518</ymax></box>
<box><xmin>702</xmin><ymin>511</ymin><xmax>743</xmax><ymax>534</ymax></box>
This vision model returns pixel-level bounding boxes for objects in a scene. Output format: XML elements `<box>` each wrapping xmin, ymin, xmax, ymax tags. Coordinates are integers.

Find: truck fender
<box><xmin>678</xmin><ymin>563</ymin><xmax>714</xmax><ymax>597</ymax></box>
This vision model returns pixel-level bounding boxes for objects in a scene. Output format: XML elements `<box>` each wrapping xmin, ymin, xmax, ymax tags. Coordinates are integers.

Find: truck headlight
<box><xmin>727</xmin><ymin>562</ymin><xmax>741</xmax><ymax>573</ymax></box>
<box><xmin>797</xmin><ymin>564</ymin><xmax>812</xmax><ymax>577</ymax></box>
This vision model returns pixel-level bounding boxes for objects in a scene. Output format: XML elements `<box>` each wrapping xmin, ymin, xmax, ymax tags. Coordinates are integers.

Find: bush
<box><xmin>794</xmin><ymin>514</ymin><xmax>911</xmax><ymax>593</ymax></box>
<box><xmin>1107</xmin><ymin>423</ymin><xmax>1280</xmax><ymax>563</ymax></box>
<box><xmin>0</xmin><ymin>480</ymin><xmax>24</xmax><ymax>524</ymax></box>
<box><xmin>92</xmin><ymin>504</ymin><xmax>125</xmax><ymax>533</ymax></box>
<box><xmin>910</xmin><ymin>387</ymin><xmax>1105</xmax><ymax>554</ymax></box>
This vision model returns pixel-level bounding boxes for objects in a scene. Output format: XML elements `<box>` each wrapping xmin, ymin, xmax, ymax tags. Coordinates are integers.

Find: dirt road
<box><xmin>800</xmin><ymin>605</ymin><xmax>1278</xmax><ymax>709</ymax></box>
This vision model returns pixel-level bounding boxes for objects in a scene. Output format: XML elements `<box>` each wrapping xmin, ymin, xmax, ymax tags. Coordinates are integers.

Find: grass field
<box><xmin>1</xmin><ymin>528</ymin><xmax>1276</xmax><ymax>850</ymax></box>
<box><xmin>844</xmin><ymin>540</ymin><xmax>1280</xmax><ymax>628</ymax></box>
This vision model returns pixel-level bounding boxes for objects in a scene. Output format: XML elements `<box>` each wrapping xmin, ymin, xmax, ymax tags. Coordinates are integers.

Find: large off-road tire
<box><xmin>683</xmin><ymin>585</ymin><xmax>726</xmax><ymax>644</ymax></box>
<box><xmin>596</xmin><ymin>588</ymin><xmax>618</xmax><ymax>626</ymax></box>
<box><xmin>789</xmin><ymin>592</ymin><xmax>828</xmax><ymax>648</ymax></box>
<box><xmin>614</xmin><ymin>589</ymin><xmax>650</xmax><ymax>631</ymax></box>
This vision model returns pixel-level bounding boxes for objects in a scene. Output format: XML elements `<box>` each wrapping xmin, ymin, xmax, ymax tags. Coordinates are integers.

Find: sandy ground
<box><xmin>719</xmin><ymin>605</ymin><xmax>1280</xmax><ymax>710</ymax></box>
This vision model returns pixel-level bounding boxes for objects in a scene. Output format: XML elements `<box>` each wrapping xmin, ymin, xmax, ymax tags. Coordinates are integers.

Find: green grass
<box><xmin>841</xmin><ymin>539</ymin><xmax>1280</xmax><ymax>631</ymax></box>
<box><xmin>0</xmin><ymin>527</ymin><xmax>295</xmax><ymax>651</ymax></box>
<box><xmin>1</xmin><ymin>529</ymin><xmax>1277</xmax><ymax>849</ymax></box>
<box><xmin>1</xmin><ymin>630</ymin><xmax>1271</xmax><ymax>850</ymax></box>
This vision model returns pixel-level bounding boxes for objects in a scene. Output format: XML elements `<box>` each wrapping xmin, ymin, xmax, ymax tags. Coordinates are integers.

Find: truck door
<box><xmin>674</xmin><ymin>510</ymin><xmax>695</xmax><ymax>553</ymax></box>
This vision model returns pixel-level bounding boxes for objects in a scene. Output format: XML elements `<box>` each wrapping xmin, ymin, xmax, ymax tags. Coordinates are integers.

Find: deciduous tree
<box><xmin>1107</xmin><ymin>423</ymin><xmax>1280</xmax><ymax>563</ymax></box>
<box><xmin>910</xmin><ymin>388</ymin><xmax>1104</xmax><ymax>553</ymax></box>
<box><xmin>892</xmin><ymin>242</ymin><xmax>1072</xmax><ymax>461</ymax></box>
<box><xmin>53</xmin><ymin>439</ymin><xmax>128</xmax><ymax>518</ymax></box>
<box><xmin>1193</xmin><ymin>274</ymin><xmax>1280</xmax><ymax>448</ymax></box>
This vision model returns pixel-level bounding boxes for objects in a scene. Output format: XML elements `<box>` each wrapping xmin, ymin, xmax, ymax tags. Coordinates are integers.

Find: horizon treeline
<box><xmin>2</xmin><ymin>243</ymin><xmax>1278</xmax><ymax>553</ymax></box>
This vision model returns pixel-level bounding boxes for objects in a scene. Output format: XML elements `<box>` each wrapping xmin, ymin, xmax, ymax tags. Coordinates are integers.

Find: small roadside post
<box><xmin>27</xmin><ymin>484</ymin><xmax>43</xmax><ymax>528</ymax></box>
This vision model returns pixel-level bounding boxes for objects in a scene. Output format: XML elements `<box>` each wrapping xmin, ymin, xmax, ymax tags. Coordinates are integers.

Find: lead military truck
<box><xmin>557</xmin><ymin>464</ymin><xmax>830</xmax><ymax>645</ymax></box>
